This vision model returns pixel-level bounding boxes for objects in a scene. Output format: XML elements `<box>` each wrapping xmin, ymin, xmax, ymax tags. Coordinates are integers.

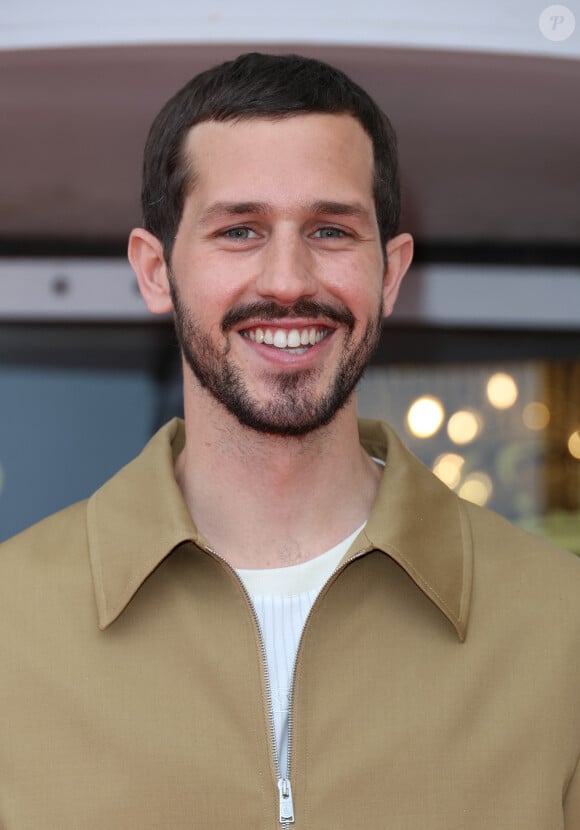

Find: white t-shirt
<box><xmin>237</xmin><ymin>523</ymin><xmax>365</xmax><ymax>775</ymax></box>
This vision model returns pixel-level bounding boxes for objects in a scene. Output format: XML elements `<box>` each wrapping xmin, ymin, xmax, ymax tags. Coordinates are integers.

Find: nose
<box><xmin>255</xmin><ymin>229</ymin><xmax>316</xmax><ymax>304</ymax></box>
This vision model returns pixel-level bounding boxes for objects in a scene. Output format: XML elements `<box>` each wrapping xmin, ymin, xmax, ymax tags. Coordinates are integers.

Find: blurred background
<box><xmin>1</xmin><ymin>0</ymin><xmax>579</xmax><ymax>549</ymax></box>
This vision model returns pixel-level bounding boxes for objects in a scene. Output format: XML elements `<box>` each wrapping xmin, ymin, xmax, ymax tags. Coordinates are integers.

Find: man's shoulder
<box><xmin>1</xmin><ymin>499</ymin><xmax>89</xmax><ymax>564</ymax></box>
<box><xmin>464</xmin><ymin>496</ymin><xmax>577</xmax><ymax>558</ymax></box>
<box><xmin>1</xmin><ymin>418</ymin><xmax>185</xmax><ymax>562</ymax></box>
<box><xmin>0</xmin><ymin>500</ymin><xmax>94</xmax><ymax>628</ymax></box>
<box><xmin>368</xmin><ymin>417</ymin><xmax>580</xmax><ymax>611</ymax></box>
<box><xmin>462</xmin><ymin>497</ymin><xmax>580</xmax><ymax>597</ymax></box>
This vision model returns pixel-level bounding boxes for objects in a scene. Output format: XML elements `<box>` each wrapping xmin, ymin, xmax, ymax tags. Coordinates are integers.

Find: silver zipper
<box><xmin>201</xmin><ymin>544</ymin><xmax>290</xmax><ymax>825</ymax></box>
<box><xmin>277</xmin><ymin>777</ymin><xmax>295</xmax><ymax>823</ymax></box>
<box><xmin>278</xmin><ymin>545</ymin><xmax>375</xmax><ymax>827</ymax></box>
<box><xmin>203</xmin><ymin>541</ymin><xmax>374</xmax><ymax>827</ymax></box>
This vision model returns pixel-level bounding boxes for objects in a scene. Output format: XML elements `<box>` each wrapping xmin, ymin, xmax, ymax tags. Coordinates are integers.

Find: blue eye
<box><xmin>224</xmin><ymin>227</ymin><xmax>257</xmax><ymax>240</ymax></box>
<box><xmin>313</xmin><ymin>227</ymin><xmax>347</xmax><ymax>239</ymax></box>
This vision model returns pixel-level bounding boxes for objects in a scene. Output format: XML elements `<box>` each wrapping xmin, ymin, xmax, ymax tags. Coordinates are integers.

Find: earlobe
<box><xmin>128</xmin><ymin>228</ymin><xmax>174</xmax><ymax>315</ymax></box>
<box><xmin>382</xmin><ymin>232</ymin><xmax>414</xmax><ymax>317</ymax></box>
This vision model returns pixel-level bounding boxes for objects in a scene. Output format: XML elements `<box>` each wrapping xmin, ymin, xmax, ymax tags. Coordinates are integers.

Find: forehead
<box><xmin>181</xmin><ymin>113</ymin><xmax>375</xmax><ymax>207</ymax></box>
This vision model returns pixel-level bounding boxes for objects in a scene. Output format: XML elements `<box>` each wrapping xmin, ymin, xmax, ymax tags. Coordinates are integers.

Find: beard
<box><xmin>169</xmin><ymin>279</ymin><xmax>383</xmax><ymax>437</ymax></box>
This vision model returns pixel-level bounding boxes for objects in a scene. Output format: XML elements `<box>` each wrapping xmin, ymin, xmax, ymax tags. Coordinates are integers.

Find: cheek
<box><xmin>329</xmin><ymin>261</ymin><xmax>383</xmax><ymax>316</ymax></box>
<box><xmin>325</xmin><ymin>247</ymin><xmax>383</xmax><ymax>285</ymax></box>
<box><xmin>171</xmin><ymin>256</ymin><xmax>244</xmax><ymax>313</ymax></box>
<box><xmin>197</xmin><ymin>250</ymin><xmax>255</xmax><ymax>298</ymax></box>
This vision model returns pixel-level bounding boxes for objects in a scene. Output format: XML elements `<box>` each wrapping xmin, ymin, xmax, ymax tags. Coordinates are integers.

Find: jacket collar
<box><xmin>358</xmin><ymin>419</ymin><xmax>472</xmax><ymax>641</ymax></box>
<box><xmin>87</xmin><ymin>419</ymin><xmax>198</xmax><ymax>630</ymax></box>
<box><xmin>88</xmin><ymin>418</ymin><xmax>472</xmax><ymax>639</ymax></box>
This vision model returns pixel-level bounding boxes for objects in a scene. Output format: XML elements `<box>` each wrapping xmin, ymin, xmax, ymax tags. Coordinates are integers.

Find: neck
<box><xmin>175</xmin><ymin>382</ymin><xmax>380</xmax><ymax>569</ymax></box>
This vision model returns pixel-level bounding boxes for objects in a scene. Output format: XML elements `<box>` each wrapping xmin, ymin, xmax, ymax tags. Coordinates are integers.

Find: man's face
<box><xmin>168</xmin><ymin>114</ymin><xmax>394</xmax><ymax>436</ymax></box>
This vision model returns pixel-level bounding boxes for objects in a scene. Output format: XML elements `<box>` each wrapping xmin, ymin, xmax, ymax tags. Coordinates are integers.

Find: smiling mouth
<box><xmin>240</xmin><ymin>325</ymin><xmax>331</xmax><ymax>354</ymax></box>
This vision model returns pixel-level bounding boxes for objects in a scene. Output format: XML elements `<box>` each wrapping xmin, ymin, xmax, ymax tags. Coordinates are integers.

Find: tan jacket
<box><xmin>1</xmin><ymin>418</ymin><xmax>579</xmax><ymax>828</ymax></box>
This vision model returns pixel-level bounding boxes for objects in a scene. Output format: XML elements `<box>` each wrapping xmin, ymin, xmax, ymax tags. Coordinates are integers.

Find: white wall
<box><xmin>2</xmin><ymin>0</ymin><xmax>579</xmax><ymax>58</ymax></box>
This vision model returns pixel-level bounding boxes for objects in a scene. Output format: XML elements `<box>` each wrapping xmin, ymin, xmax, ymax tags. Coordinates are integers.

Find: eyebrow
<box><xmin>310</xmin><ymin>201</ymin><xmax>370</xmax><ymax>220</ymax></box>
<box><xmin>199</xmin><ymin>202</ymin><xmax>269</xmax><ymax>226</ymax></box>
<box><xmin>198</xmin><ymin>200</ymin><xmax>371</xmax><ymax>226</ymax></box>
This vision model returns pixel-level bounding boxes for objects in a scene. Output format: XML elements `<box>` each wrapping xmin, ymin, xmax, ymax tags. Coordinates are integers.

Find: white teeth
<box><xmin>273</xmin><ymin>330</ymin><xmax>288</xmax><ymax>348</ymax></box>
<box><xmin>244</xmin><ymin>325</ymin><xmax>328</xmax><ymax>349</ymax></box>
<box><xmin>287</xmin><ymin>329</ymin><xmax>301</xmax><ymax>348</ymax></box>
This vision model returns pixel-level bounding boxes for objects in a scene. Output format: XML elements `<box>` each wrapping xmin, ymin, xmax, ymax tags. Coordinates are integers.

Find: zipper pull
<box><xmin>277</xmin><ymin>778</ymin><xmax>295</xmax><ymax>823</ymax></box>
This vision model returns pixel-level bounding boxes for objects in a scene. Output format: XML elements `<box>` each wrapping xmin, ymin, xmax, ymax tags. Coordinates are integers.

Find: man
<box><xmin>1</xmin><ymin>52</ymin><xmax>579</xmax><ymax>828</ymax></box>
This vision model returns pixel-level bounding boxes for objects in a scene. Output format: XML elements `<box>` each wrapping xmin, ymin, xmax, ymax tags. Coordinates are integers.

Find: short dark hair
<box><xmin>141</xmin><ymin>52</ymin><xmax>400</xmax><ymax>262</ymax></box>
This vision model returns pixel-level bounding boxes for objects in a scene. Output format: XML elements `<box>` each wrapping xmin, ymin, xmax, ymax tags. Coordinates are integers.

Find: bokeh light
<box><xmin>522</xmin><ymin>401</ymin><xmax>550</xmax><ymax>431</ymax></box>
<box><xmin>486</xmin><ymin>372</ymin><xmax>518</xmax><ymax>409</ymax></box>
<box><xmin>568</xmin><ymin>430</ymin><xmax>580</xmax><ymax>460</ymax></box>
<box><xmin>458</xmin><ymin>472</ymin><xmax>493</xmax><ymax>506</ymax></box>
<box><xmin>447</xmin><ymin>410</ymin><xmax>482</xmax><ymax>445</ymax></box>
<box><xmin>432</xmin><ymin>453</ymin><xmax>465</xmax><ymax>489</ymax></box>
<box><xmin>406</xmin><ymin>396</ymin><xmax>445</xmax><ymax>438</ymax></box>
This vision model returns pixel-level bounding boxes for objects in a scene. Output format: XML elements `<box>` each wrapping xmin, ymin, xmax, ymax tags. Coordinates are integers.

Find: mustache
<box><xmin>222</xmin><ymin>299</ymin><xmax>355</xmax><ymax>331</ymax></box>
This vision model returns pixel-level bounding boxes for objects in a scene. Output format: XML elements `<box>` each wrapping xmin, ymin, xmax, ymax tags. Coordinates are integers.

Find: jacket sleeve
<box><xmin>564</xmin><ymin>754</ymin><xmax>580</xmax><ymax>826</ymax></box>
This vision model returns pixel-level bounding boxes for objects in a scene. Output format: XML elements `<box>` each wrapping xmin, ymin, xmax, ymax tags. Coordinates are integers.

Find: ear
<box><xmin>128</xmin><ymin>228</ymin><xmax>174</xmax><ymax>315</ymax></box>
<box><xmin>382</xmin><ymin>232</ymin><xmax>414</xmax><ymax>317</ymax></box>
